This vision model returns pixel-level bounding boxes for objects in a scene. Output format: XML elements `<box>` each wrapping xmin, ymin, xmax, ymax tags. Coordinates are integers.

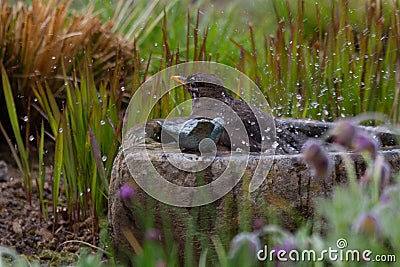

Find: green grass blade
<box><xmin>198</xmin><ymin>247</ymin><xmax>208</xmax><ymax>267</ymax></box>
<box><xmin>89</xmin><ymin>126</ymin><xmax>108</xmax><ymax>191</ymax></box>
<box><xmin>1</xmin><ymin>65</ymin><xmax>31</xmax><ymax>200</ymax></box>
<box><xmin>52</xmin><ymin>123</ymin><xmax>64</xmax><ymax>232</ymax></box>
<box><xmin>212</xmin><ymin>236</ymin><xmax>228</xmax><ymax>267</ymax></box>
<box><xmin>38</xmin><ymin>121</ymin><xmax>46</xmax><ymax>219</ymax></box>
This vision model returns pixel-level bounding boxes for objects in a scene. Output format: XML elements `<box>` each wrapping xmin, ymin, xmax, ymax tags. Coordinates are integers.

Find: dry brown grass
<box><xmin>0</xmin><ymin>0</ymin><xmax>135</xmax><ymax>96</ymax></box>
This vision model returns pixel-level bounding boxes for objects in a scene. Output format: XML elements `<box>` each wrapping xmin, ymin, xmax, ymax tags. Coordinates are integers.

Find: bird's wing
<box><xmin>230</xmin><ymin>98</ymin><xmax>263</xmax><ymax>143</ymax></box>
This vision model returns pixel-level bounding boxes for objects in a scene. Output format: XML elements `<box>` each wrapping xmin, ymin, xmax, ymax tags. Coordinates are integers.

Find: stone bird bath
<box><xmin>108</xmin><ymin>118</ymin><xmax>400</xmax><ymax>265</ymax></box>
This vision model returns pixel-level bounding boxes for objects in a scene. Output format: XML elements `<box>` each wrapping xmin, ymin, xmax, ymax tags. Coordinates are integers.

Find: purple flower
<box><xmin>228</xmin><ymin>232</ymin><xmax>261</xmax><ymax>259</ymax></box>
<box><xmin>360</xmin><ymin>156</ymin><xmax>390</xmax><ymax>191</ymax></box>
<box><xmin>380</xmin><ymin>185</ymin><xmax>400</xmax><ymax>204</ymax></box>
<box><xmin>353</xmin><ymin>212</ymin><xmax>381</xmax><ymax>237</ymax></box>
<box><xmin>252</xmin><ymin>218</ymin><xmax>265</xmax><ymax>231</ymax></box>
<box><xmin>380</xmin><ymin>161</ymin><xmax>391</xmax><ymax>190</ymax></box>
<box><xmin>327</xmin><ymin>120</ymin><xmax>357</xmax><ymax>148</ymax></box>
<box><xmin>119</xmin><ymin>182</ymin><xmax>136</xmax><ymax>201</ymax></box>
<box><xmin>271</xmin><ymin>238</ymin><xmax>297</xmax><ymax>267</ymax></box>
<box><xmin>352</xmin><ymin>132</ymin><xmax>378</xmax><ymax>159</ymax></box>
<box><xmin>302</xmin><ymin>139</ymin><xmax>332</xmax><ymax>179</ymax></box>
<box><xmin>155</xmin><ymin>260</ymin><xmax>167</xmax><ymax>267</ymax></box>
<box><xmin>145</xmin><ymin>228</ymin><xmax>162</xmax><ymax>242</ymax></box>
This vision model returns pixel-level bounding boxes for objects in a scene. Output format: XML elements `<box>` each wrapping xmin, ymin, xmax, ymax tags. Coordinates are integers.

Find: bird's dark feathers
<box><xmin>182</xmin><ymin>73</ymin><xmax>229</xmax><ymax>100</ymax></box>
<box><xmin>180</xmin><ymin>72</ymin><xmax>266</xmax><ymax>152</ymax></box>
<box><xmin>185</xmin><ymin>73</ymin><xmax>225</xmax><ymax>87</ymax></box>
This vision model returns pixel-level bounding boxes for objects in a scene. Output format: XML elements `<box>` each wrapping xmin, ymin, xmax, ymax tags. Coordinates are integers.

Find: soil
<box><xmin>0</xmin><ymin>143</ymin><xmax>101</xmax><ymax>265</ymax></box>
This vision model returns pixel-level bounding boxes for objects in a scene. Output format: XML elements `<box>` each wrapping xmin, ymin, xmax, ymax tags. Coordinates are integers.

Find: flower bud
<box><xmin>252</xmin><ymin>218</ymin><xmax>265</xmax><ymax>231</ymax></box>
<box><xmin>360</xmin><ymin>156</ymin><xmax>390</xmax><ymax>191</ymax></box>
<box><xmin>380</xmin><ymin>185</ymin><xmax>400</xmax><ymax>204</ymax></box>
<box><xmin>352</xmin><ymin>132</ymin><xmax>378</xmax><ymax>159</ymax></box>
<box><xmin>228</xmin><ymin>232</ymin><xmax>261</xmax><ymax>259</ymax></box>
<box><xmin>272</xmin><ymin>238</ymin><xmax>297</xmax><ymax>267</ymax></box>
<box><xmin>119</xmin><ymin>182</ymin><xmax>136</xmax><ymax>201</ymax></box>
<box><xmin>302</xmin><ymin>139</ymin><xmax>332</xmax><ymax>179</ymax></box>
<box><xmin>353</xmin><ymin>212</ymin><xmax>381</xmax><ymax>237</ymax></box>
<box><xmin>327</xmin><ymin>120</ymin><xmax>357</xmax><ymax>148</ymax></box>
<box><xmin>145</xmin><ymin>228</ymin><xmax>162</xmax><ymax>242</ymax></box>
<box><xmin>155</xmin><ymin>260</ymin><xmax>167</xmax><ymax>267</ymax></box>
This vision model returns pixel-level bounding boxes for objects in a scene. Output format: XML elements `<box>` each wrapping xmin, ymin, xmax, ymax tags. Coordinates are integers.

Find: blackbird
<box><xmin>172</xmin><ymin>73</ymin><xmax>274</xmax><ymax>152</ymax></box>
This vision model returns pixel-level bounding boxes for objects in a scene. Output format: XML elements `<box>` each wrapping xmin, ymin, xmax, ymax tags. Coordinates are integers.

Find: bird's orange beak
<box><xmin>171</xmin><ymin>76</ymin><xmax>187</xmax><ymax>85</ymax></box>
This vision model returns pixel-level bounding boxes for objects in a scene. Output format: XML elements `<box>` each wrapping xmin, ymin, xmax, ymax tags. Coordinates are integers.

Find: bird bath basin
<box><xmin>108</xmin><ymin>117</ymin><xmax>400</xmax><ymax>264</ymax></box>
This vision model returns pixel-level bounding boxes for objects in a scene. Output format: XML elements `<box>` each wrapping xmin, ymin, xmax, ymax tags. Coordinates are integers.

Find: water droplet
<box><xmin>121</xmin><ymin>86</ymin><xmax>125</xmax><ymax>92</ymax></box>
<box><xmin>100</xmin><ymin>120</ymin><xmax>106</xmax><ymax>126</ymax></box>
<box><xmin>23</xmin><ymin>116</ymin><xmax>29</xmax><ymax>122</ymax></box>
<box><xmin>58</xmin><ymin>128</ymin><xmax>63</xmax><ymax>133</ymax></box>
<box><xmin>29</xmin><ymin>135</ymin><xmax>34</xmax><ymax>142</ymax></box>
<box><xmin>51</xmin><ymin>56</ymin><xmax>56</xmax><ymax>60</ymax></box>
<box><xmin>154</xmin><ymin>42</ymin><xmax>158</xmax><ymax>47</ymax></box>
<box><xmin>102</xmin><ymin>155</ymin><xmax>107</xmax><ymax>162</ymax></box>
<box><xmin>87</xmin><ymin>188</ymin><xmax>91</xmax><ymax>193</ymax></box>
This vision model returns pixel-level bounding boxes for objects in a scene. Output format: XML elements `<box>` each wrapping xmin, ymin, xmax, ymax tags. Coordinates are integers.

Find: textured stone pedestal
<box><xmin>108</xmin><ymin>118</ymin><xmax>400</xmax><ymax>265</ymax></box>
